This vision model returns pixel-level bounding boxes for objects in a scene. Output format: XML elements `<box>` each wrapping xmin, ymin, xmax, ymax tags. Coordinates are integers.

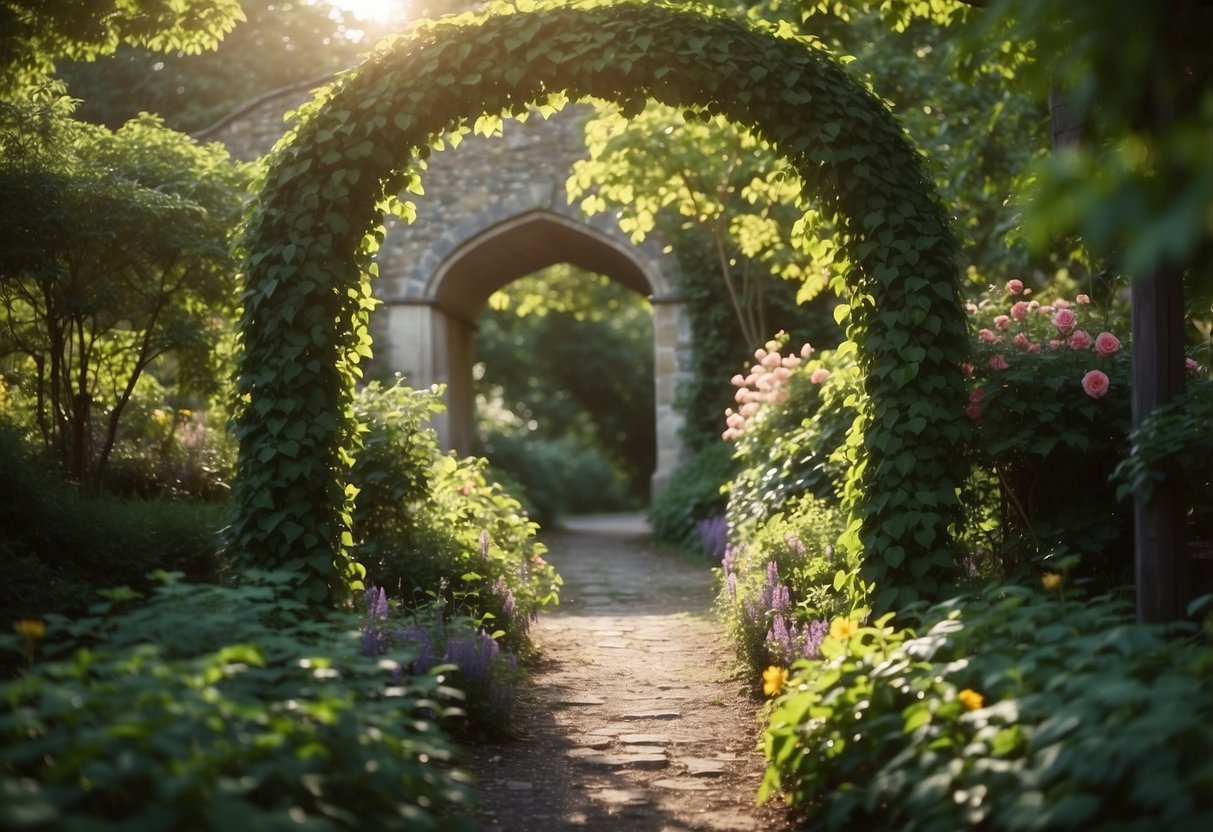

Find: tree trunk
<box><xmin>1130</xmin><ymin>267</ymin><xmax>1189</xmax><ymax>621</ymax></box>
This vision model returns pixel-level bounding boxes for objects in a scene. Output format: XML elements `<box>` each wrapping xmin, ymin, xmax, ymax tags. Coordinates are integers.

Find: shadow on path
<box><xmin>468</xmin><ymin>515</ymin><xmax>798</xmax><ymax>831</ymax></box>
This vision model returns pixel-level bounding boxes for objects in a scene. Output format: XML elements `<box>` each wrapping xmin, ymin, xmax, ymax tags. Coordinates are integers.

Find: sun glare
<box><xmin>327</xmin><ymin>0</ymin><xmax>406</xmax><ymax>24</ymax></box>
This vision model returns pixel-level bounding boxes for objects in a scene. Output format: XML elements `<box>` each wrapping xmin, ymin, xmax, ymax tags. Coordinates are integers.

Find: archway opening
<box><xmin>474</xmin><ymin>264</ymin><xmax>655</xmax><ymax>524</ymax></box>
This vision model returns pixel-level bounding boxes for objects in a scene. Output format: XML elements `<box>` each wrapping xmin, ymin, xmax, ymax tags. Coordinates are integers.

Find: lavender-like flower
<box><xmin>697</xmin><ymin>516</ymin><xmax>728</xmax><ymax>559</ymax></box>
<box><xmin>721</xmin><ymin>543</ymin><xmax>740</xmax><ymax>575</ymax></box>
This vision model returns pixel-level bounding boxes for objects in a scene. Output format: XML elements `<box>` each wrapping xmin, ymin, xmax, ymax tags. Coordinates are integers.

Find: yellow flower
<box><xmin>1041</xmin><ymin>572</ymin><xmax>1063</xmax><ymax>591</ymax></box>
<box><xmin>762</xmin><ymin>665</ymin><xmax>788</xmax><ymax>697</ymax></box>
<box><xmin>958</xmin><ymin>688</ymin><xmax>984</xmax><ymax>711</ymax></box>
<box><xmin>829</xmin><ymin>617</ymin><xmax>859</xmax><ymax>641</ymax></box>
<box><xmin>14</xmin><ymin>619</ymin><xmax>45</xmax><ymax>640</ymax></box>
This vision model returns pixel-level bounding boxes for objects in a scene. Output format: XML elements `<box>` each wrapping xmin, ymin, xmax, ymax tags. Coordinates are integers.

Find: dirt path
<box><xmin>469</xmin><ymin>515</ymin><xmax>798</xmax><ymax>831</ymax></box>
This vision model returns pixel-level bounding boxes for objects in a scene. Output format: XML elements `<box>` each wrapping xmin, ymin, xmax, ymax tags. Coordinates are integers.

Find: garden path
<box><xmin>469</xmin><ymin>515</ymin><xmax>798</xmax><ymax>831</ymax></box>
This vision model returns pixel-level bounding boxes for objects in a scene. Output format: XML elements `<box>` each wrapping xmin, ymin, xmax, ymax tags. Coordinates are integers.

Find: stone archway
<box><xmin>230</xmin><ymin>2</ymin><xmax>970</xmax><ymax>611</ymax></box>
<box><xmin>375</xmin><ymin>204</ymin><xmax>690</xmax><ymax>496</ymax></box>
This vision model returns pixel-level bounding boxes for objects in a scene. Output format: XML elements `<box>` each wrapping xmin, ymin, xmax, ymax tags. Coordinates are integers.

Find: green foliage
<box><xmin>0</xmin><ymin>425</ymin><xmax>224</xmax><ymax>642</ymax></box>
<box><xmin>1113</xmin><ymin>371</ymin><xmax>1212</xmax><ymax>504</ymax></box>
<box><xmin>0</xmin><ymin>0</ymin><xmax>245</xmax><ymax>95</ymax></box>
<box><xmin>717</xmin><ymin>493</ymin><xmax>855</xmax><ymax>679</ymax></box>
<box><xmin>349</xmin><ymin>381</ymin><xmax>559</xmax><ymax>656</ymax></box>
<box><xmin>948</xmin><ymin>0</ymin><xmax>1213</xmax><ymax>282</ymax></box>
<box><xmin>0</xmin><ymin>572</ymin><xmax>475</xmax><ymax>830</ymax></box>
<box><xmin>760</xmin><ymin>584</ymin><xmax>1213</xmax><ymax>831</ymax></box>
<box><xmin>475</xmin><ymin>266</ymin><xmax>655</xmax><ymax>503</ymax></box>
<box><xmin>59</xmin><ymin>0</ymin><xmax>380</xmax><ymax>134</ymax></box>
<box><xmin>672</xmin><ymin>228</ymin><xmax>837</xmax><ymax>452</ymax></box>
<box><xmin>962</xmin><ymin>282</ymin><xmax>1135</xmax><ymax>585</ymax></box>
<box><xmin>231</xmin><ymin>0</ymin><xmax>969</xmax><ymax>615</ymax></box>
<box><xmin>0</xmin><ymin>84</ymin><xmax>252</xmax><ymax>488</ymax></box>
<box><xmin>725</xmin><ymin>341</ymin><xmax>860</xmax><ymax>537</ymax></box>
<box><xmin>476</xmin><ymin>429</ymin><xmax>630</xmax><ymax>526</ymax></box>
<box><xmin>649</xmin><ymin>442</ymin><xmax>737</xmax><ymax>550</ymax></box>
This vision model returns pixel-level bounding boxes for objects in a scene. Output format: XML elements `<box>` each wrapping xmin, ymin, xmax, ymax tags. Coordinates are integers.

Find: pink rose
<box><xmin>965</xmin><ymin>402</ymin><xmax>983</xmax><ymax>421</ymax></box>
<box><xmin>969</xmin><ymin>387</ymin><xmax>985</xmax><ymax>403</ymax></box>
<box><xmin>979</xmin><ymin>328</ymin><xmax>996</xmax><ymax>343</ymax></box>
<box><xmin>962</xmin><ymin>362</ymin><xmax>975</xmax><ymax>378</ymax></box>
<box><xmin>1186</xmin><ymin>357</ymin><xmax>1200</xmax><ymax>376</ymax></box>
<box><xmin>1095</xmin><ymin>332</ymin><xmax>1120</xmax><ymax>357</ymax></box>
<box><xmin>1010</xmin><ymin>301</ymin><xmax>1030</xmax><ymax>321</ymax></box>
<box><xmin>1054</xmin><ymin>299</ymin><xmax>1072</xmax><ymax>309</ymax></box>
<box><xmin>965</xmin><ymin>302</ymin><xmax>979</xmax><ymax>315</ymax></box>
<box><xmin>994</xmin><ymin>315</ymin><xmax>1011</xmax><ymax>330</ymax></box>
<box><xmin>1052</xmin><ymin>308</ymin><xmax>1077</xmax><ymax>333</ymax></box>
<box><xmin>1014</xmin><ymin>332</ymin><xmax>1031</xmax><ymax>350</ymax></box>
<box><xmin>1076</xmin><ymin>294</ymin><xmax>1090</xmax><ymax>304</ymax></box>
<box><xmin>1006</xmin><ymin>279</ymin><xmax>1024</xmax><ymax>295</ymax></box>
<box><xmin>810</xmin><ymin>368</ymin><xmax>831</xmax><ymax>384</ymax></box>
<box><xmin>989</xmin><ymin>355</ymin><xmax>1009</xmax><ymax>371</ymax></box>
<box><xmin>800</xmin><ymin>343</ymin><xmax>814</xmax><ymax>359</ymax></box>
<box><xmin>1048</xmin><ymin>339</ymin><xmax>1064</xmax><ymax>351</ymax></box>
<box><xmin>1028</xmin><ymin>343</ymin><xmax>1042</xmax><ymax>353</ymax></box>
<box><xmin>1082</xmin><ymin>370</ymin><xmax>1110</xmax><ymax>399</ymax></box>
<box><xmin>1068</xmin><ymin>330</ymin><xmax>1092</xmax><ymax>350</ymax></box>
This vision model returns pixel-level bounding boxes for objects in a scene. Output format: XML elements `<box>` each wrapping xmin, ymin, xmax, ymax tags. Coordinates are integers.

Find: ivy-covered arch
<box><xmin>230</xmin><ymin>0</ymin><xmax>970</xmax><ymax>611</ymax></box>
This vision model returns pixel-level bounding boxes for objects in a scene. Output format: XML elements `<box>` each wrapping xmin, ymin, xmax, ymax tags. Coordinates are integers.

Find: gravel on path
<box><xmin>469</xmin><ymin>516</ymin><xmax>799</xmax><ymax>831</ymax></box>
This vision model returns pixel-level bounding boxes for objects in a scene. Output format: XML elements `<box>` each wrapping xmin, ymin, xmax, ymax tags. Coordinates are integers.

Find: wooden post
<box><xmin>1130</xmin><ymin>265</ymin><xmax>1189</xmax><ymax>622</ymax></box>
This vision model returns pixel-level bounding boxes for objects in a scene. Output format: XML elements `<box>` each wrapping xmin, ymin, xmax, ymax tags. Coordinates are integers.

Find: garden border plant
<box><xmin>229</xmin><ymin>0</ymin><xmax>969</xmax><ymax>611</ymax></box>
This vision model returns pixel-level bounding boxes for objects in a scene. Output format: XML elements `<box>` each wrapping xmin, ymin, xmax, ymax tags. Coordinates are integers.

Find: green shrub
<box><xmin>717</xmin><ymin>494</ymin><xmax>856</xmax><ymax>681</ymax></box>
<box><xmin>963</xmin><ymin>282</ymin><xmax>1134</xmax><ymax>585</ymax></box>
<box><xmin>724</xmin><ymin>341</ymin><xmax>860</xmax><ymax>538</ymax></box>
<box><xmin>0</xmin><ymin>572</ymin><xmax>476</xmax><ymax>831</ymax></box>
<box><xmin>0</xmin><ymin>425</ymin><xmax>224</xmax><ymax>632</ymax></box>
<box><xmin>649</xmin><ymin>441</ymin><xmax>737</xmax><ymax>549</ymax></box>
<box><xmin>761</xmin><ymin>582</ymin><xmax>1213</xmax><ymax>832</ymax></box>
<box><xmin>476</xmin><ymin>428</ymin><xmax>631</xmax><ymax>526</ymax></box>
<box><xmin>350</xmin><ymin>381</ymin><xmax>559</xmax><ymax>657</ymax></box>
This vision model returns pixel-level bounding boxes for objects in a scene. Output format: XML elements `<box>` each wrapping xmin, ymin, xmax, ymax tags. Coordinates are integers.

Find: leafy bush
<box><xmin>476</xmin><ymin>428</ymin><xmax>631</xmax><ymax>526</ymax></box>
<box><xmin>761</xmin><ymin>582</ymin><xmax>1213</xmax><ymax>832</ymax></box>
<box><xmin>361</xmin><ymin>585</ymin><xmax>521</xmax><ymax>738</ymax></box>
<box><xmin>962</xmin><ymin>282</ymin><xmax>1136</xmax><ymax>584</ymax></box>
<box><xmin>648</xmin><ymin>441</ymin><xmax>737</xmax><ymax>549</ymax></box>
<box><xmin>723</xmin><ymin>338</ymin><xmax>860</xmax><ymax>538</ymax></box>
<box><xmin>0</xmin><ymin>572</ymin><xmax>476</xmax><ymax>831</ymax></box>
<box><xmin>350</xmin><ymin>381</ymin><xmax>559</xmax><ymax>657</ymax></box>
<box><xmin>0</xmin><ymin>425</ymin><xmax>224</xmax><ymax>633</ymax></box>
<box><xmin>717</xmin><ymin>494</ymin><xmax>856</xmax><ymax>680</ymax></box>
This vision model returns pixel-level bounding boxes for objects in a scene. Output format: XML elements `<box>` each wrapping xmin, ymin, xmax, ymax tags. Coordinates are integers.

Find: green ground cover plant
<box><xmin>0</xmin><ymin>572</ymin><xmax>476</xmax><ymax>831</ymax></box>
<box><xmin>759</xmin><ymin>581</ymin><xmax>1213</xmax><ymax>832</ymax></box>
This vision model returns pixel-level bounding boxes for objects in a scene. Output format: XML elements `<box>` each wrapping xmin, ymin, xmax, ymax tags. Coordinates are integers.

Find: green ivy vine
<box><xmin>230</xmin><ymin>0</ymin><xmax>970</xmax><ymax>611</ymax></box>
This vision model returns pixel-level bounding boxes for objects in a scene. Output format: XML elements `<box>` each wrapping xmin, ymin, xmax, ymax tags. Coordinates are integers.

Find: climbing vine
<box><xmin>230</xmin><ymin>0</ymin><xmax>969</xmax><ymax>611</ymax></box>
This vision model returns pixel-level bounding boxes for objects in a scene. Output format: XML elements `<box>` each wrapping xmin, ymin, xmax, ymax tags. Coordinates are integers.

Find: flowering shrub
<box><xmin>360</xmin><ymin>584</ymin><xmax>521</xmax><ymax>735</ymax></box>
<box><xmin>760</xmin><ymin>583</ymin><xmax>1213</xmax><ymax>831</ymax></box>
<box><xmin>717</xmin><ymin>494</ymin><xmax>857</xmax><ymax>681</ymax></box>
<box><xmin>962</xmin><ymin>281</ymin><xmax>1135</xmax><ymax>583</ymax></box>
<box><xmin>724</xmin><ymin>336</ymin><xmax>860</xmax><ymax>537</ymax></box>
<box><xmin>350</xmin><ymin>381</ymin><xmax>559</xmax><ymax>657</ymax></box>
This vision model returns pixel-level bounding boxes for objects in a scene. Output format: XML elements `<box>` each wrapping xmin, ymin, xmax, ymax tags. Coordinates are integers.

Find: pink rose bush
<box><xmin>966</xmin><ymin>282</ymin><xmax>1137</xmax><ymax>423</ymax></box>
<box><xmin>963</xmin><ymin>280</ymin><xmax>1138</xmax><ymax>578</ymax></box>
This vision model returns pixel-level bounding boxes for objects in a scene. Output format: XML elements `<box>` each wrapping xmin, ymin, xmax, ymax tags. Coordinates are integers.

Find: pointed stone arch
<box><xmin>375</xmin><ymin>205</ymin><xmax>689</xmax><ymax>494</ymax></box>
<box><xmin>230</xmin><ymin>1</ymin><xmax>970</xmax><ymax>610</ymax></box>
